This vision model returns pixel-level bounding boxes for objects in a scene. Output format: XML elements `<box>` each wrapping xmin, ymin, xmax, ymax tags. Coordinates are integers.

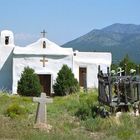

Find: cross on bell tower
<box><xmin>41</xmin><ymin>30</ymin><xmax>47</xmax><ymax>38</ymax></box>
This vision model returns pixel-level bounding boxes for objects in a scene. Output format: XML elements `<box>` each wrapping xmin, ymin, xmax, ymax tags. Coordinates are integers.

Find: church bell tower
<box><xmin>0</xmin><ymin>30</ymin><xmax>14</xmax><ymax>46</ymax></box>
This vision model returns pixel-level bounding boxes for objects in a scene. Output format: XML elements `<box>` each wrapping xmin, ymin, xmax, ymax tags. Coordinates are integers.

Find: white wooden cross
<box><xmin>33</xmin><ymin>92</ymin><xmax>53</xmax><ymax>124</ymax></box>
<box><xmin>117</xmin><ymin>67</ymin><xmax>124</xmax><ymax>76</ymax></box>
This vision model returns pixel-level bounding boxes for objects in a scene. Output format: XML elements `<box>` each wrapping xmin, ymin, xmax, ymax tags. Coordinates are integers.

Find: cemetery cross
<box><xmin>33</xmin><ymin>92</ymin><xmax>53</xmax><ymax>124</ymax></box>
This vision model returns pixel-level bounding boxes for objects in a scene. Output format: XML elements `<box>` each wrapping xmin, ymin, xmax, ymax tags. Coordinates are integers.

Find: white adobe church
<box><xmin>0</xmin><ymin>30</ymin><xmax>112</xmax><ymax>95</ymax></box>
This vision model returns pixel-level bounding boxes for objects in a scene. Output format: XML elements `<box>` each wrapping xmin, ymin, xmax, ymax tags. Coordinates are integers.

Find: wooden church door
<box><xmin>38</xmin><ymin>74</ymin><xmax>51</xmax><ymax>96</ymax></box>
<box><xmin>79</xmin><ymin>67</ymin><xmax>87</xmax><ymax>88</ymax></box>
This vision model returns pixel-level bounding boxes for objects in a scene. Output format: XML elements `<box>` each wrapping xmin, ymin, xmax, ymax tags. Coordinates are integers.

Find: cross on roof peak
<box><xmin>41</xmin><ymin>30</ymin><xmax>47</xmax><ymax>38</ymax></box>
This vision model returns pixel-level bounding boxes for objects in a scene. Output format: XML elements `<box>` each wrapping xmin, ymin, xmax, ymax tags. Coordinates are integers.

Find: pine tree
<box><xmin>119</xmin><ymin>54</ymin><xmax>136</xmax><ymax>74</ymax></box>
<box><xmin>17</xmin><ymin>67</ymin><xmax>42</xmax><ymax>97</ymax></box>
<box><xmin>53</xmin><ymin>65</ymin><xmax>79</xmax><ymax>96</ymax></box>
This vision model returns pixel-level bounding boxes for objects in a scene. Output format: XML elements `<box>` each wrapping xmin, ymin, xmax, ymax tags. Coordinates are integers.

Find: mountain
<box><xmin>62</xmin><ymin>23</ymin><xmax>140</xmax><ymax>64</ymax></box>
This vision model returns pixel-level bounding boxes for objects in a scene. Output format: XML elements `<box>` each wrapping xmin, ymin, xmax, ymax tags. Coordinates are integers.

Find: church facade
<box><xmin>0</xmin><ymin>30</ymin><xmax>112</xmax><ymax>95</ymax></box>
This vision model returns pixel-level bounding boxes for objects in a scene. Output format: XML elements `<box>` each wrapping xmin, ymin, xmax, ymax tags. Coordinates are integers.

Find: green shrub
<box><xmin>53</xmin><ymin>65</ymin><xmax>79</xmax><ymax>96</ymax></box>
<box><xmin>75</xmin><ymin>92</ymin><xmax>99</xmax><ymax>120</ymax></box>
<box><xmin>5</xmin><ymin>103</ymin><xmax>28</xmax><ymax>118</ymax></box>
<box><xmin>75</xmin><ymin>103</ymin><xmax>90</xmax><ymax>120</ymax></box>
<box><xmin>17</xmin><ymin>67</ymin><xmax>42</xmax><ymax>97</ymax></box>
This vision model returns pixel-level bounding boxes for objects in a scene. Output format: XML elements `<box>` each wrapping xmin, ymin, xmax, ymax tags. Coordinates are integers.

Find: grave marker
<box><xmin>33</xmin><ymin>92</ymin><xmax>53</xmax><ymax>125</ymax></box>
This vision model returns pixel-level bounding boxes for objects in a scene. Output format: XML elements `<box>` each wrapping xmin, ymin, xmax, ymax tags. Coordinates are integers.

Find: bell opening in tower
<box><xmin>5</xmin><ymin>36</ymin><xmax>9</xmax><ymax>45</ymax></box>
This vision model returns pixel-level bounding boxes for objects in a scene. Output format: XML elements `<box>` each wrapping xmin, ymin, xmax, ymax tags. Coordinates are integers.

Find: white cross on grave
<box><xmin>33</xmin><ymin>92</ymin><xmax>53</xmax><ymax>130</ymax></box>
<box><xmin>117</xmin><ymin>67</ymin><xmax>124</xmax><ymax>76</ymax></box>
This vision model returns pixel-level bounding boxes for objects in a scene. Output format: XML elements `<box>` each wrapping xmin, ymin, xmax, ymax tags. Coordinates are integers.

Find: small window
<box><xmin>5</xmin><ymin>36</ymin><xmax>9</xmax><ymax>45</ymax></box>
<box><xmin>43</xmin><ymin>41</ymin><xmax>46</xmax><ymax>48</ymax></box>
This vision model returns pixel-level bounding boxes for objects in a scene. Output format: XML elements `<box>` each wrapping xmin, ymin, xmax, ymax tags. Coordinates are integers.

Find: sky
<box><xmin>0</xmin><ymin>0</ymin><xmax>140</xmax><ymax>46</ymax></box>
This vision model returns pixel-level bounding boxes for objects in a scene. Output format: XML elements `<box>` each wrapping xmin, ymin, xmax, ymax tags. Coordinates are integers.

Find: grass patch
<box><xmin>5</xmin><ymin>103</ymin><xmax>29</xmax><ymax>118</ymax></box>
<box><xmin>0</xmin><ymin>90</ymin><xmax>140</xmax><ymax>140</ymax></box>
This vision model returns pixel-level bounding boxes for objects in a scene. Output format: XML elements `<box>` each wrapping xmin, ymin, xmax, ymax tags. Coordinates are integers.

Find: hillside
<box><xmin>62</xmin><ymin>23</ymin><xmax>140</xmax><ymax>64</ymax></box>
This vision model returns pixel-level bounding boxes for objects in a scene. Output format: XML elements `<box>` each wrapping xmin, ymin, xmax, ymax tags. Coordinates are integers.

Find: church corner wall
<box><xmin>0</xmin><ymin>47</ymin><xmax>14</xmax><ymax>93</ymax></box>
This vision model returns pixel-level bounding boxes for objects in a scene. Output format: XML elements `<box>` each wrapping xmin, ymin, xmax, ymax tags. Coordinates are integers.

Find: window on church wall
<box><xmin>5</xmin><ymin>36</ymin><xmax>9</xmax><ymax>45</ymax></box>
<box><xmin>43</xmin><ymin>41</ymin><xmax>46</xmax><ymax>48</ymax></box>
<box><xmin>74</xmin><ymin>52</ymin><xmax>76</xmax><ymax>56</ymax></box>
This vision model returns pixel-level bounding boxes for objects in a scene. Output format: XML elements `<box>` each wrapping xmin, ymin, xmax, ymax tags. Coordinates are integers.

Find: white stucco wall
<box><xmin>0</xmin><ymin>46</ymin><xmax>14</xmax><ymax>92</ymax></box>
<box><xmin>12</xmin><ymin>54</ymin><xmax>73</xmax><ymax>94</ymax></box>
<box><xmin>73</xmin><ymin>52</ymin><xmax>112</xmax><ymax>88</ymax></box>
<box><xmin>12</xmin><ymin>51</ymin><xmax>111</xmax><ymax>93</ymax></box>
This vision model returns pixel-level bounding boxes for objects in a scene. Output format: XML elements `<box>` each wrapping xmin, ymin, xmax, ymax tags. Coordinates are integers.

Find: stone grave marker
<box><xmin>33</xmin><ymin>92</ymin><xmax>53</xmax><ymax>130</ymax></box>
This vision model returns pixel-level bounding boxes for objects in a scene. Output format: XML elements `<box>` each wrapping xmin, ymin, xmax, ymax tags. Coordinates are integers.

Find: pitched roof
<box><xmin>13</xmin><ymin>38</ymin><xmax>73</xmax><ymax>55</ymax></box>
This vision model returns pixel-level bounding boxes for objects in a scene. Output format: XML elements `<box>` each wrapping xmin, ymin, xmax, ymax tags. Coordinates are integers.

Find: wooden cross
<box><xmin>33</xmin><ymin>92</ymin><xmax>53</xmax><ymax>124</ymax></box>
<box><xmin>41</xmin><ymin>30</ymin><xmax>47</xmax><ymax>38</ymax></box>
<box><xmin>40</xmin><ymin>56</ymin><xmax>48</xmax><ymax>67</ymax></box>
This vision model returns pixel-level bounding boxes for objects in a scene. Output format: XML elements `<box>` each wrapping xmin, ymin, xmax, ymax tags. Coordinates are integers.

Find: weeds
<box><xmin>5</xmin><ymin>103</ymin><xmax>29</xmax><ymax>118</ymax></box>
<box><xmin>0</xmin><ymin>90</ymin><xmax>140</xmax><ymax>140</ymax></box>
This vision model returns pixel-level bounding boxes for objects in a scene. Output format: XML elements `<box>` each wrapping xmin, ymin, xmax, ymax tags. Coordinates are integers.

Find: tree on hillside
<box><xmin>17</xmin><ymin>67</ymin><xmax>42</xmax><ymax>97</ymax></box>
<box><xmin>53</xmin><ymin>65</ymin><xmax>79</xmax><ymax>96</ymax></box>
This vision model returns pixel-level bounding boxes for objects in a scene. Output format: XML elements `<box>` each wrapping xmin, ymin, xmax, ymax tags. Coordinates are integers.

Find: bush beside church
<box><xmin>53</xmin><ymin>65</ymin><xmax>79</xmax><ymax>96</ymax></box>
<box><xmin>17</xmin><ymin>67</ymin><xmax>42</xmax><ymax>97</ymax></box>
